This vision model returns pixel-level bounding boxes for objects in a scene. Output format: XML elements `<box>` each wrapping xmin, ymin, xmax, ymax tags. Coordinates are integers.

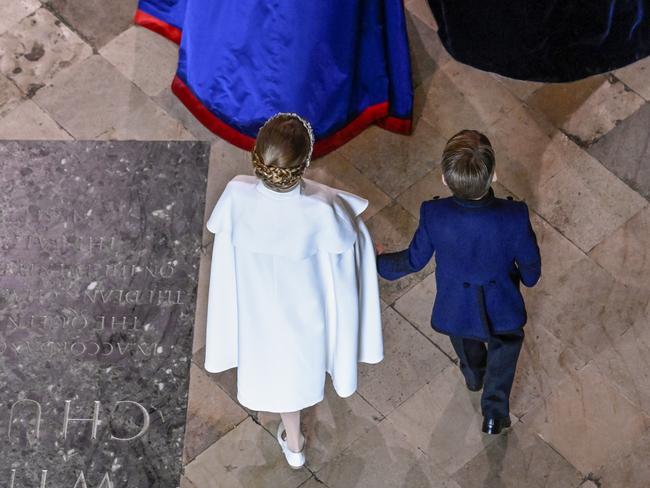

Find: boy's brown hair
<box><xmin>441</xmin><ymin>130</ymin><xmax>495</xmax><ymax>200</ymax></box>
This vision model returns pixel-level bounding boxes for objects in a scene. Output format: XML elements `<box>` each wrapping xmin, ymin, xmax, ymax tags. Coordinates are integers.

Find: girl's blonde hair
<box><xmin>253</xmin><ymin>114</ymin><xmax>313</xmax><ymax>190</ymax></box>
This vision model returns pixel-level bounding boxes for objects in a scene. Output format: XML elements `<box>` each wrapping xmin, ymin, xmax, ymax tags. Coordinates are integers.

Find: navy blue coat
<box><xmin>377</xmin><ymin>189</ymin><xmax>541</xmax><ymax>341</ymax></box>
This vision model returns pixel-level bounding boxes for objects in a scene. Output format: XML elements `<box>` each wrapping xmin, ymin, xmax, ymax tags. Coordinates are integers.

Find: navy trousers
<box><xmin>450</xmin><ymin>330</ymin><xmax>524</xmax><ymax>418</ymax></box>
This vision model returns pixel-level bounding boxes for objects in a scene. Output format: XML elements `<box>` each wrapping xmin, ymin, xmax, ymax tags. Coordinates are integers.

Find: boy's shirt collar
<box><xmin>452</xmin><ymin>187</ymin><xmax>495</xmax><ymax>208</ymax></box>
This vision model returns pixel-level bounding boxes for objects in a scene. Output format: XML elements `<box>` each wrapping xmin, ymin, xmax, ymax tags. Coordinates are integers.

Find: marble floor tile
<box><xmin>405</xmin><ymin>0</ymin><xmax>437</xmax><ymax>31</ymax></box>
<box><xmin>153</xmin><ymin>87</ymin><xmax>221</xmax><ymax>142</ymax></box>
<box><xmin>615</xmin><ymin>55</ymin><xmax>650</xmax><ymax>101</ymax></box>
<box><xmin>0</xmin><ymin>0</ymin><xmax>40</xmax><ymax>36</ymax></box>
<box><xmin>257</xmin><ymin>381</ymin><xmax>383</xmax><ymax>472</ymax></box>
<box><xmin>529</xmin><ymin>253</ymin><xmax>649</xmax><ymax>361</ymax></box>
<box><xmin>594</xmin><ymin>302</ymin><xmax>650</xmax><ymax>416</ymax></box>
<box><xmin>366</xmin><ymin>202</ymin><xmax>436</xmax><ymax>304</ymax></box>
<box><xmin>48</xmin><ymin>0</ymin><xmax>138</xmax><ymax>48</ymax></box>
<box><xmin>357</xmin><ymin>307</ymin><xmax>450</xmax><ymax>416</ymax></box>
<box><xmin>180</xmin><ymin>475</ymin><xmax>197</xmax><ymax>488</ymax></box>
<box><xmin>298</xmin><ymin>477</ymin><xmax>330</xmax><ymax>488</ymax></box>
<box><xmin>387</xmin><ymin>366</ymin><xmax>516</xmax><ymax>476</ymax></box>
<box><xmin>526</xmin><ymin>212</ymin><xmax>585</xmax><ymax>292</ymax></box>
<box><xmin>525</xmin><ymin>75</ymin><xmax>607</xmax><ymax>130</ymax></box>
<box><xmin>525</xmin><ymin>363</ymin><xmax>650</xmax><ymax>475</ymax></box>
<box><xmin>589</xmin><ymin>207</ymin><xmax>650</xmax><ymax>290</ymax></box>
<box><xmin>597</xmin><ymin>426</ymin><xmax>650</xmax><ymax>488</ymax></box>
<box><xmin>316</xmin><ymin>420</ymin><xmax>460</xmax><ymax>488</ymax></box>
<box><xmin>534</xmin><ymin>143</ymin><xmax>647</xmax><ymax>252</ymax></box>
<box><xmin>510</xmin><ymin>321</ymin><xmax>586</xmax><ymax>418</ymax></box>
<box><xmin>183</xmin><ymin>364</ymin><xmax>248</xmax><ymax>463</ymax></box>
<box><xmin>561</xmin><ymin>77</ymin><xmax>646</xmax><ymax>146</ymax></box>
<box><xmin>0</xmin><ymin>74</ymin><xmax>23</xmax><ymax>118</ymax></box>
<box><xmin>33</xmin><ymin>55</ymin><xmax>192</xmax><ymax>139</ymax></box>
<box><xmin>527</xmin><ymin>74</ymin><xmax>645</xmax><ymax>146</ymax></box>
<box><xmin>486</xmin><ymin>106</ymin><xmax>568</xmax><ymax>203</ymax></box>
<box><xmin>392</xmin><ymin>274</ymin><xmax>455</xmax><ymax>359</ymax></box>
<box><xmin>340</xmin><ymin>121</ymin><xmax>445</xmax><ymax>199</ymax></box>
<box><xmin>588</xmin><ymin>101</ymin><xmax>650</xmax><ymax>201</ymax></box>
<box><xmin>396</xmin><ymin>167</ymin><xmax>448</xmax><ymax>219</ymax></box>
<box><xmin>450</xmin><ymin>422</ymin><xmax>583</xmax><ymax>488</ymax></box>
<box><xmin>184</xmin><ymin>417</ymin><xmax>311</xmax><ymax>488</ymax></box>
<box><xmin>405</xmin><ymin>9</ymin><xmax>450</xmax><ymax>89</ymax></box>
<box><xmin>437</xmin><ymin>61</ymin><xmax>521</xmax><ymax>129</ymax></box>
<box><xmin>492</xmin><ymin>73</ymin><xmax>544</xmax><ymax>101</ymax></box>
<box><xmin>0</xmin><ymin>7</ymin><xmax>92</xmax><ymax>97</ymax></box>
<box><xmin>307</xmin><ymin>152</ymin><xmax>391</xmax><ymax>221</ymax></box>
<box><xmin>0</xmin><ymin>99</ymin><xmax>70</xmax><ymax>139</ymax></box>
<box><xmin>100</xmin><ymin>25</ymin><xmax>179</xmax><ymax>97</ymax></box>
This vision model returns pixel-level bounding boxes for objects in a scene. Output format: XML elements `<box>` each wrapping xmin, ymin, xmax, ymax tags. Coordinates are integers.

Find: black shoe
<box><xmin>482</xmin><ymin>417</ymin><xmax>511</xmax><ymax>435</ymax></box>
<box><xmin>465</xmin><ymin>379</ymin><xmax>483</xmax><ymax>392</ymax></box>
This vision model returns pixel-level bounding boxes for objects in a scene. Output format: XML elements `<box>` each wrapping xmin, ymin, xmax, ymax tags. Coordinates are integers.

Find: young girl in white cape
<box><xmin>203</xmin><ymin>113</ymin><xmax>384</xmax><ymax>469</ymax></box>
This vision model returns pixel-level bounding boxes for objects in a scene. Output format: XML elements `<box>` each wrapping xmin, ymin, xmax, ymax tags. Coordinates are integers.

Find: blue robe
<box><xmin>377</xmin><ymin>190</ymin><xmax>542</xmax><ymax>341</ymax></box>
<box><xmin>135</xmin><ymin>0</ymin><xmax>413</xmax><ymax>157</ymax></box>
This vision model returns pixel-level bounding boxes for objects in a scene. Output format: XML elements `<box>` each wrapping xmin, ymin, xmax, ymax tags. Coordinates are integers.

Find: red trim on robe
<box><xmin>172</xmin><ymin>76</ymin><xmax>412</xmax><ymax>158</ymax></box>
<box><xmin>134</xmin><ymin>9</ymin><xmax>413</xmax><ymax>157</ymax></box>
<box><xmin>134</xmin><ymin>9</ymin><xmax>182</xmax><ymax>45</ymax></box>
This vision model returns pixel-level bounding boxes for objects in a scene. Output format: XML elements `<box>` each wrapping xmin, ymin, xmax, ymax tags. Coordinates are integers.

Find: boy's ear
<box><xmin>492</xmin><ymin>171</ymin><xmax>498</xmax><ymax>183</ymax></box>
<box><xmin>441</xmin><ymin>174</ymin><xmax>448</xmax><ymax>187</ymax></box>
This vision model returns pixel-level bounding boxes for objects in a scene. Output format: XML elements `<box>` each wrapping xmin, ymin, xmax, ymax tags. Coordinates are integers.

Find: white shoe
<box><xmin>276</xmin><ymin>422</ymin><xmax>306</xmax><ymax>469</ymax></box>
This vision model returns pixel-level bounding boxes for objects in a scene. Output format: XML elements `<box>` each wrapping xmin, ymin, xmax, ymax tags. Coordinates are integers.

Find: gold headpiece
<box><xmin>252</xmin><ymin>113</ymin><xmax>315</xmax><ymax>190</ymax></box>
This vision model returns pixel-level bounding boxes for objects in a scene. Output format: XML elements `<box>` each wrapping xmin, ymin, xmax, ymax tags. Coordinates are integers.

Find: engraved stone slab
<box><xmin>0</xmin><ymin>141</ymin><xmax>209</xmax><ymax>488</ymax></box>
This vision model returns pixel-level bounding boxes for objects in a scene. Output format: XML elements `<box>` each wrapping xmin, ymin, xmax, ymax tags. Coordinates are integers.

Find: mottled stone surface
<box><xmin>525</xmin><ymin>363</ymin><xmax>650</xmax><ymax>474</ymax></box>
<box><xmin>339</xmin><ymin>122</ymin><xmax>444</xmax><ymax>199</ymax></box>
<box><xmin>34</xmin><ymin>55</ymin><xmax>192</xmax><ymax>140</ymax></box>
<box><xmin>589</xmin><ymin>101</ymin><xmax>650</xmax><ymax>201</ymax></box>
<box><xmin>0</xmin><ymin>8</ymin><xmax>92</xmax><ymax>97</ymax></box>
<box><xmin>100</xmin><ymin>26</ymin><xmax>178</xmax><ymax>98</ymax></box>
<box><xmin>0</xmin><ymin>141</ymin><xmax>209</xmax><ymax>487</ymax></box>
<box><xmin>184</xmin><ymin>418</ymin><xmax>311</xmax><ymax>488</ymax></box>
<box><xmin>47</xmin><ymin>0</ymin><xmax>138</xmax><ymax>48</ymax></box>
<box><xmin>317</xmin><ymin>420</ymin><xmax>460</xmax><ymax>488</ymax></box>
<box><xmin>0</xmin><ymin>0</ymin><xmax>40</xmax><ymax>37</ymax></box>
<box><xmin>451</xmin><ymin>422</ymin><xmax>584</xmax><ymax>488</ymax></box>
<box><xmin>0</xmin><ymin>100</ymin><xmax>71</xmax><ymax>139</ymax></box>
<box><xmin>387</xmin><ymin>366</ymin><xmax>515</xmax><ymax>476</ymax></box>
<box><xmin>257</xmin><ymin>381</ymin><xmax>383</xmax><ymax>472</ymax></box>
<box><xmin>357</xmin><ymin>307</ymin><xmax>449</xmax><ymax>415</ymax></box>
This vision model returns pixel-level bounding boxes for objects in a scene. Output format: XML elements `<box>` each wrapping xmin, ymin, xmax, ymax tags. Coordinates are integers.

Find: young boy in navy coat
<box><xmin>377</xmin><ymin>130</ymin><xmax>541</xmax><ymax>434</ymax></box>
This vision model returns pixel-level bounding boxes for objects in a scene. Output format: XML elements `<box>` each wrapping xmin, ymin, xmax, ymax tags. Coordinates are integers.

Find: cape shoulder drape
<box><xmin>203</xmin><ymin>176</ymin><xmax>383</xmax><ymax>409</ymax></box>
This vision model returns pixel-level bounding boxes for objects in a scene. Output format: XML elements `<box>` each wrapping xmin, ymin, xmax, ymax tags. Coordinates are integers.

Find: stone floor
<box><xmin>2</xmin><ymin>0</ymin><xmax>650</xmax><ymax>486</ymax></box>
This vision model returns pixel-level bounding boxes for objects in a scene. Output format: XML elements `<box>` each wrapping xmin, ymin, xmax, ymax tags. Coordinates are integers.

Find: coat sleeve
<box><xmin>355</xmin><ymin>216</ymin><xmax>384</xmax><ymax>364</ymax></box>
<box><xmin>377</xmin><ymin>202</ymin><xmax>435</xmax><ymax>280</ymax></box>
<box><xmin>515</xmin><ymin>204</ymin><xmax>542</xmax><ymax>287</ymax></box>
<box><xmin>326</xmin><ymin>215</ymin><xmax>383</xmax><ymax>398</ymax></box>
<box><xmin>203</xmin><ymin>188</ymin><xmax>239</xmax><ymax>373</ymax></box>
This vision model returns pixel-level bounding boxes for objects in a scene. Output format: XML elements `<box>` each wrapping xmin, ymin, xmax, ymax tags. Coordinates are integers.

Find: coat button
<box><xmin>433</xmin><ymin>195</ymin><xmax>440</xmax><ymax>200</ymax></box>
<box><xmin>463</xmin><ymin>282</ymin><xmax>470</xmax><ymax>288</ymax></box>
<box><xmin>507</xmin><ymin>196</ymin><xmax>514</xmax><ymax>201</ymax></box>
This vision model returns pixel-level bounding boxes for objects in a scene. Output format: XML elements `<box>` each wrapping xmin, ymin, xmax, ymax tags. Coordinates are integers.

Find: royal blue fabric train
<box><xmin>135</xmin><ymin>0</ymin><xmax>413</xmax><ymax>157</ymax></box>
<box><xmin>426</xmin><ymin>0</ymin><xmax>650</xmax><ymax>82</ymax></box>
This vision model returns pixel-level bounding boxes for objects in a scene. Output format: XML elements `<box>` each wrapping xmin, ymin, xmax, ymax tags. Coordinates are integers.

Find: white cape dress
<box><xmin>204</xmin><ymin>175</ymin><xmax>383</xmax><ymax>412</ymax></box>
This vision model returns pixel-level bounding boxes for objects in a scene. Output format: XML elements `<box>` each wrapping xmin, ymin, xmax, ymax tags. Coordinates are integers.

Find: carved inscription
<box><xmin>0</xmin><ymin>141</ymin><xmax>208</xmax><ymax>487</ymax></box>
